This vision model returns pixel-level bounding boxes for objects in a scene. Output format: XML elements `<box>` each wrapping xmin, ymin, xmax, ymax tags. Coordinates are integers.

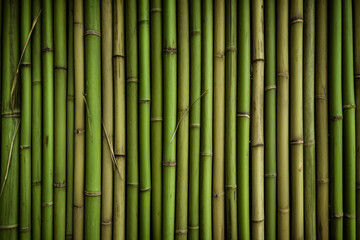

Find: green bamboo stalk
<box><xmin>41</xmin><ymin>0</ymin><xmax>54</xmax><ymax>237</ymax></box>
<box><xmin>73</xmin><ymin>0</ymin><xmax>85</xmax><ymax>239</ymax></box>
<box><xmin>189</xmin><ymin>0</ymin><xmax>201</xmax><ymax>238</ymax></box>
<box><xmin>329</xmin><ymin>0</ymin><xmax>343</xmax><ymax>238</ymax></box>
<box><xmin>113</xmin><ymin>0</ymin><xmax>126</xmax><ymax>239</ymax></box>
<box><xmin>84</xmin><ymin>0</ymin><xmax>102</xmax><ymax>238</ymax></box>
<box><xmin>213</xmin><ymin>0</ymin><xmax>225</xmax><ymax>239</ymax></box>
<box><xmin>342</xmin><ymin>0</ymin><xmax>356</xmax><ymax>237</ymax></box>
<box><xmin>162</xmin><ymin>0</ymin><xmax>177</xmax><ymax>239</ymax></box>
<box><xmin>237</xmin><ymin>0</ymin><xmax>250</xmax><ymax>238</ymax></box>
<box><xmin>0</xmin><ymin>0</ymin><xmax>20</xmax><ymax>239</ymax></box>
<box><xmin>225</xmin><ymin>0</ymin><xmax>237</xmax><ymax>238</ymax></box>
<box><xmin>20</xmin><ymin>0</ymin><xmax>32</xmax><ymax>239</ymax></box>
<box><xmin>200</xmin><ymin>0</ymin><xmax>213</xmax><ymax>239</ymax></box>
<box><xmin>66</xmin><ymin>0</ymin><xmax>74</xmax><ymax>238</ymax></box>
<box><xmin>315</xmin><ymin>0</ymin><xmax>329</xmax><ymax>238</ymax></box>
<box><xmin>304</xmin><ymin>0</ymin><xmax>316</xmax><ymax>238</ymax></box>
<box><xmin>100</xmin><ymin>0</ymin><xmax>113</xmax><ymax>239</ymax></box>
<box><xmin>175</xmin><ymin>1</ymin><xmax>189</xmax><ymax>239</ymax></box>
<box><xmin>150</xmin><ymin>0</ymin><xmax>162</xmax><ymax>238</ymax></box>
<box><xmin>31</xmin><ymin>0</ymin><xmax>42</xmax><ymax>238</ymax></box>
<box><xmin>264</xmin><ymin>0</ymin><xmax>276</xmax><ymax>239</ymax></box>
<box><xmin>251</xmin><ymin>0</ymin><xmax>264</xmax><ymax>239</ymax></box>
<box><xmin>276</xmin><ymin>0</ymin><xmax>290</xmax><ymax>238</ymax></box>
<box><xmin>354</xmin><ymin>0</ymin><xmax>360</xmax><ymax>237</ymax></box>
<box><xmin>139</xmin><ymin>0</ymin><xmax>151</xmax><ymax>238</ymax></box>
<box><xmin>54</xmin><ymin>0</ymin><xmax>67</xmax><ymax>238</ymax></box>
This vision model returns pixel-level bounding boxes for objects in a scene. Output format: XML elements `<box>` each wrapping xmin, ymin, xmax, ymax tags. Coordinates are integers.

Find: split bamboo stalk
<box><xmin>276</xmin><ymin>0</ymin><xmax>290</xmax><ymax>238</ymax></box>
<box><xmin>125</xmin><ymin>0</ymin><xmax>139</xmax><ymax>238</ymax></box>
<box><xmin>315</xmin><ymin>0</ymin><xmax>329</xmax><ymax>238</ymax></box>
<box><xmin>304</xmin><ymin>0</ymin><xmax>316</xmax><ymax>238</ymax></box>
<box><xmin>113</xmin><ymin>0</ymin><xmax>126</xmax><ymax>239</ymax></box>
<box><xmin>251</xmin><ymin>0</ymin><xmax>265</xmax><ymax>238</ymax></box>
<box><xmin>0</xmin><ymin>0</ymin><xmax>20</xmax><ymax>239</ymax></box>
<box><xmin>264</xmin><ymin>0</ymin><xmax>276</xmax><ymax>238</ymax></box>
<box><xmin>54</xmin><ymin>0</ymin><xmax>67</xmax><ymax>238</ymax></box>
<box><xmin>139</xmin><ymin>0</ymin><xmax>151</xmax><ymax>238</ymax></box>
<box><xmin>101</xmin><ymin>0</ymin><xmax>113</xmax><ymax>239</ymax></box>
<box><xmin>329</xmin><ymin>0</ymin><xmax>343</xmax><ymax>237</ymax></box>
<box><xmin>237</xmin><ymin>0</ymin><xmax>251</xmax><ymax>238</ymax></box>
<box><xmin>31</xmin><ymin>0</ymin><xmax>42</xmax><ymax>238</ymax></box>
<box><xmin>162</xmin><ymin>0</ymin><xmax>177</xmax><ymax>238</ymax></box>
<box><xmin>175</xmin><ymin>0</ymin><xmax>189</xmax><ymax>239</ymax></box>
<box><xmin>189</xmin><ymin>0</ymin><xmax>201</xmax><ymax>238</ymax></box>
<box><xmin>200</xmin><ymin>0</ymin><xmax>213</xmax><ymax>238</ymax></box>
<box><xmin>73</xmin><ymin>0</ymin><xmax>85</xmax><ymax>238</ymax></box>
<box><xmin>41</xmin><ymin>0</ymin><xmax>54</xmax><ymax>237</ymax></box>
<box><xmin>342</xmin><ymin>0</ymin><xmax>356</xmax><ymax>237</ymax></box>
<box><xmin>213</xmin><ymin>0</ymin><xmax>225</xmax><ymax>238</ymax></box>
<box><xmin>150</xmin><ymin>0</ymin><xmax>163</xmax><ymax>238</ymax></box>
<box><xmin>225</xmin><ymin>0</ymin><xmax>238</xmax><ymax>238</ymax></box>
<box><xmin>84</xmin><ymin>0</ymin><xmax>102</xmax><ymax>238</ymax></box>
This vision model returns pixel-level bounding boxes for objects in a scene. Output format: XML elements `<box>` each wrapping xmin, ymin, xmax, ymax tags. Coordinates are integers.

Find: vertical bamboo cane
<box><xmin>101</xmin><ymin>0</ymin><xmax>113</xmax><ymax>238</ymax></box>
<box><xmin>251</xmin><ymin>0</ymin><xmax>264</xmax><ymax>239</ymax></box>
<box><xmin>315</xmin><ymin>0</ymin><xmax>329</xmax><ymax>238</ymax></box>
<box><xmin>31</xmin><ymin>0</ymin><xmax>42</xmax><ymax>239</ymax></box>
<box><xmin>329</xmin><ymin>0</ymin><xmax>343</xmax><ymax>238</ymax></box>
<box><xmin>41</xmin><ymin>0</ymin><xmax>54</xmax><ymax>237</ymax></box>
<box><xmin>113</xmin><ymin>0</ymin><xmax>126</xmax><ymax>239</ymax></box>
<box><xmin>304</xmin><ymin>0</ymin><xmax>316</xmax><ymax>238</ymax></box>
<box><xmin>213</xmin><ymin>0</ymin><xmax>225</xmax><ymax>239</ymax></box>
<box><xmin>0</xmin><ymin>1</ymin><xmax>20</xmax><ymax>239</ymax></box>
<box><xmin>225</xmin><ymin>0</ymin><xmax>238</xmax><ymax>238</ymax></box>
<box><xmin>73</xmin><ymin>0</ymin><xmax>85</xmax><ymax>239</ymax></box>
<box><xmin>264</xmin><ymin>0</ymin><xmax>276</xmax><ymax>239</ymax></box>
<box><xmin>20</xmin><ymin>0</ymin><xmax>32</xmax><ymax>239</ymax></box>
<box><xmin>162</xmin><ymin>0</ymin><xmax>177</xmax><ymax>238</ymax></box>
<box><xmin>237</xmin><ymin>0</ymin><xmax>251</xmax><ymax>238</ymax></box>
<box><xmin>125</xmin><ymin>0</ymin><xmax>139</xmax><ymax>238</ymax></box>
<box><xmin>84</xmin><ymin>0</ymin><xmax>102</xmax><ymax>238</ymax></box>
<box><xmin>150</xmin><ymin>0</ymin><xmax>163</xmax><ymax>238</ymax></box>
<box><xmin>342</xmin><ymin>0</ymin><xmax>356</xmax><ymax>237</ymax></box>
<box><xmin>175</xmin><ymin>0</ymin><xmax>189</xmax><ymax>239</ymax></box>
<box><xmin>276</xmin><ymin>0</ymin><xmax>290</xmax><ymax>238</ymax></box>
<box><xmin>189</xmin><ymin>0</ymin><xmax>201</xmax><ymax>238</ymax></box>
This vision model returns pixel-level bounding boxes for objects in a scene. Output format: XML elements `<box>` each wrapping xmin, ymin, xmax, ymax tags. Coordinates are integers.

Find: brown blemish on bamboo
<box><xmin>0</xmin><ymin>224</ymin><xmax>18</xmax><ymax>230</ymax></box>
<box><xmin>191</xmin><ymin>30</ymin><xmax>201</xmax><ymax>35</ymax></box>
<box><xmin>75</xmin><ymin>128</ymin><xmax>85</xmax><ymax>135</ymax></box>
<box><xmin>19</xmin><ymin>226</ymin><xmax>31</xmax><ymax>232</ymax></box>
<box><xmin>213</xmin><ymin>192</ymin><xmax>225</xmax><ymax>198</ymax></box>
<box><xmin>83</xmin><ymin>191</ymin><xmax>102</xmax><ymax>197</ymax></box>
<box><xmin>163</xmin><ymin>48</ymin><xmax>177</xmax><ymax>54</ymax></box>
<box><xmin>84</xmin><ymin>30</ymin><xmax>101</xmax><ymax>37</ymax></box>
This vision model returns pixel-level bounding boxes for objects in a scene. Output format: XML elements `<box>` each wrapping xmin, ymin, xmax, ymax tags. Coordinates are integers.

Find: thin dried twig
<box><xmin>101</xmin><ymin>121</ymin><xmax>121</xmax><ymax>176</ymax></box>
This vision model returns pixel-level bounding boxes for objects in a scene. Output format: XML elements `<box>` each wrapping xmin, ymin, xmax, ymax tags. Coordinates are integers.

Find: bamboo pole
<box><xmin>84</xmin><ymin>0</ymin><xmax>102</xmax><ymax>238</ymax></box>
<box><xmin>251</xmin><ymin>0</ymin><xmax>264</xmax><ymax>239</ymax></box>
<box><xmin>315</xmin><ymin>0</ymin><xmax>329</xmax><ymax>238</ymax></box>
<box><xmin>264</xmin><ymin>0</ymin><xmax>276</xmax><ymax>239</ymax></box>
<box><xmin>73</xmin><ymin>0</ymin><xmax>85</xmax><ymax>238</ymax></box>
<box><xmin>125</xmin><ymin>0</ymin><xmax>139</xmax><ymax>238</ymax></box>
<box><xmin>162</xmin><ymin>0</ymin><xmax>177</xmax><ymax>238</ymax></box>
<box><xmin>213</xmin><ymin>0</ymin><xmax>225</xmax><ymax>239</ymax></box>
<box><xmin>189</xmin><ymin>0</ymin><xmax>201</xmax><ymax>238</ymax></box>
<box><xmin>342</xmin><ymin>0</ymin><xmax>356</xmax><ymax>237</ymax></box>
<box><xmin>225</xmin><ymin>0</ymin><xmax>237</xmax><ymax>238</ymax></box>
<box><xmin>0</xmin><ymin>0</ymin><xmax>20</xmax><ymax>239</ymax></box>
<box><xmin>113</xmin><ymin>0</ymin><xmax>126</xmax><ymax>239</ymax></box>
<box><xmin>276</xmin><ymin>0</ymin><xmax>290</xmax><ymax>238</ymax></box>
<box><xmin>41</xmin><ymin>0</ymin><xmax>54</xmax><ymax>237</ymax></box>
<box><xmin>304</xmin><ymin>0</ymin><xmax>316</xmax><ymax>238</ymax></box>
<box><xmin>31</xmin><ymin>0</ymin><xmax>42</xmax><ymax>238</ymax></box>
<box><xmin>66</xmin><ymin>0</ymin><xmax>74</xmax><ymax>238</ymax></box>
<box><xmin>150</xmin><ymin>0</ymin><xmax>163</xmax><ymax>238</ymax></box>
<box><xmin>175</xmin><ymin>0</ymin><xmax>189</xmax><ymax>239</ymax></box>
<box><xmin>329</xmin><ymin>0</ymin><xmax>343</xmax><ymax>238</ymax></box>
<box><xmin>100</xmin><ymin>0</ymin><xmax>113</xmax><ymax>239</ymax></box>
<box><xmin>237</xmin><ymin>0</ymin><xmax>251</xmax><ymax>238</ymax></box>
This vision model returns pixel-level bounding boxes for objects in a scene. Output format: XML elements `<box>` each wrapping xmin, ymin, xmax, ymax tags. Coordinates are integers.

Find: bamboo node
<box><xmin>315</xmin><ymin>95</ymin><xmax>327</xmax><ymax>100</ymax></box>
<box><xmin>42</xmin><ymin>202</ymin><xmax>54</xmax><ymax>207</ymax></box>
<box><xmin>201</xmin><ymin>152</ymin><xmax>213</xmax><ymax>157</ymax></box>
<box><xmin>355</xmin><ymin>74</ymin><xmax>360</xmax><ymax>79</ymax></box>
<box><xmin>317</xmin><ymin>178</ymin><xmax>329</xmax><ymax>184</ymax></box>
<box><xmin>113</xmin><ymin>54</ymin><xmax>125</xmax><ymax>59</ymax></box>
<box><xmin>54</xmin><ymin>66</ymin><xmax>68</xmax><ymax>71</ymax></box>
<box><xmin>191</xmin><ymin>30</ymin><xmax>201</xmax><ymax>35</ymax></box>
<box><xmin>19</xmin><ymin>226</ymin><xmax>31</xmax><ymax>232</ymax></box>
<box><xmin>277</xmin><ymin>72</ymin><xmax>289</xmax><ymax>78</ymax></box>
<box><xmin>1</xmin><ymin>111</ymin><xmax>21</xmax><ymax>118</ymax></box>
<box><xmin>32</xmin><ymin>180</ymin><xmax>41</xmax><ymax>186</ymax></box>
<box><xmin>150</xmin><ymin>8</ymin><xmax>162</xmax><ymax>12</ymax></box>
<box><xmin>101</xmin><ymin>220</ymin><xmax>112</xmax><ymax>226</ymax></box>
<box><xmin>175</xmin><ymin>229</ymin><xmax>188</xmax><ymax>234</ymax></box>
<box><xmin>75</xmin><ymin>128</ymin><xmax>85</xmax><ymax>135</ymax></box>
<box><xmin>237</xmin><ymin>112</ymin><xmax>250</xmax><ymax>119</ymax></box>
<box><xmin>127</xmin><ymin>182</ymin><xmax>139</xmax><ymax>187</ymax></box>
<box><xmin>73</xmin><ymin>204</ymin><xmax>84</xmax><ymax>209</ymax></box>
<box><xmin>162</xmin><ymin>161</ymin><xmax>176</xmax><ymax>167</ymax></box>
<box><xmin>290</xmin><ymin>139</ymin><xmax>304</xmax><ymax>145</ymax></box>
<box><xmin>225</xmin><ymin>185</ymin><xmax>237</xmax><ymax>189</ymax></box>
<box><xmin>0</xmin><ymin>224</ymin><xmax>18</xmax><ymax>230</ymax></box>
<box><xmin>214</xmin><ymin>53</ymin><xmax>225</xmax><ymax>58</ymax></box>
<box><xmin>357</xmin><ymin>184</ymin><xmax>360</xmax><ymax>189</ymax></box>
<box><xmin>32</xmin><ymin>80</ymin><xmax>42</xmax><ymax>85</ymax></box>
<box><xmin>67</xmin><ymin>95</ymin><xmax>75</xmax><ymax>100</ymax></box>
<box><xmin>344</xmin><ymin>213</ymin><xmax>356</xmax><ymax>219</ymax></box>
<box><xmin>190</xmin><ymin>124</ymin><xmax>200</xmax><ymax>128</ymax></box>
<box><xmin>265</xmin><ymin>173</ymin><xmax>277</xmax><ymax>178</ymax></box>
<box><xmin>84</xmin><ymin>191</ymin><xmax>101</xmax><ymax>197</ymax></box>
<box><xmin>188</xmin><ymin>226</ymin><xmax>199</xmax><ymax>230</ymax></box>
<box><xmin>252</xmin><ymin>58</ymin><xmax>265</xmax><ymax>63</ymax></box>
<box><xmin>329</xmin><ymin>115</ymin><xmax>343</xmax><ymax>121</ymax></box>
<box><xmin>163</xmin><ymin>48</ymin><xmax>177</xmax><ymax>54</ymax></box>
<box><xmin>114</xmin><ymin>154</ymin><xmax>126</xmax><ymax>158</ymax></box>
<box><xmin>277</xmin><ymin>207</ymin><xmax>290</xmax><ymax>213</ymax></box>
<box><xmin>265</xmin><ymin>85</ymin><xmax>276</xmax><ymax>91</ymax></box>
<box><xmin>212</xmin><ymin>192</ymin><xmax>225</xmax><ymax>198</ymax></box>
<box><xmin>304</xmin><ymin>141</ymin><xmax>315</xmax><ymax>146</ymax></box>
<box><xmin>226</xmin><ymin>46</ymin><xmax>237</xmax><ymax>52</ymax></box>
<box><xmin>332</xmin><ymin>213</ymin><xmax>343</xmax><ymax>219</ymax></box>
<box><xmin>139</xmin><ymin>99</ymin><xmax>151</xmax><ymax>104</ymax></box>
<box><xmin>20</xmin><ymin>145</ymin><xmax>31</xmax><ymax>150</ymax></box>
<box><xmin>54</xmin><ymin>182</ymin><xmax>67</xmax><ymax>188</ymax></box>
<box><xmin>84</xmin><ymin>30</ymin><xmax>101</xmax><ymax>37</ymax></box>
<box><xmin>127</xmin><ymin>77</ymin><xmax>138</xmax><ymax>83</ymax></box>
<box><xmin>20</xmin><ymin>63</ymin><xmax>31</xmax><ymax>67</ymax></box>
<box><xmin>151</xmin><ymin>117</ymin><xmax>163</xmax><ymax>122</ymax></box>
<box><xmin>290</xmin><ymin>17</ymin><xmax>304</xmax><ymax>25</ymax></box>
<box><xmin>138</xmin><ymin>19</ymin><xmax>149</xmax><ymax>24</ymax></box>
<box><xmin>140</xmin><ymin>187</ymin><xmax>152</xmax><ymax>192</ymax></box>
<box><xmin>343</xmin><ymin>104</ymin><xmax>356</xmax><ymax>109</ymax></box>
<box><xmin>252</xmin><ymin>143</ymin><xmax>264</xmax><ymax>148</ymax></box>
<box><xmin>251</xmin><ymin>218</ymin><xmax>265</xmax><ymax>223</ymax></box>
<box><xmin>42</xmin><ymin>47</ymin><xmax>53</xmax><ymax>52</ymax></box>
